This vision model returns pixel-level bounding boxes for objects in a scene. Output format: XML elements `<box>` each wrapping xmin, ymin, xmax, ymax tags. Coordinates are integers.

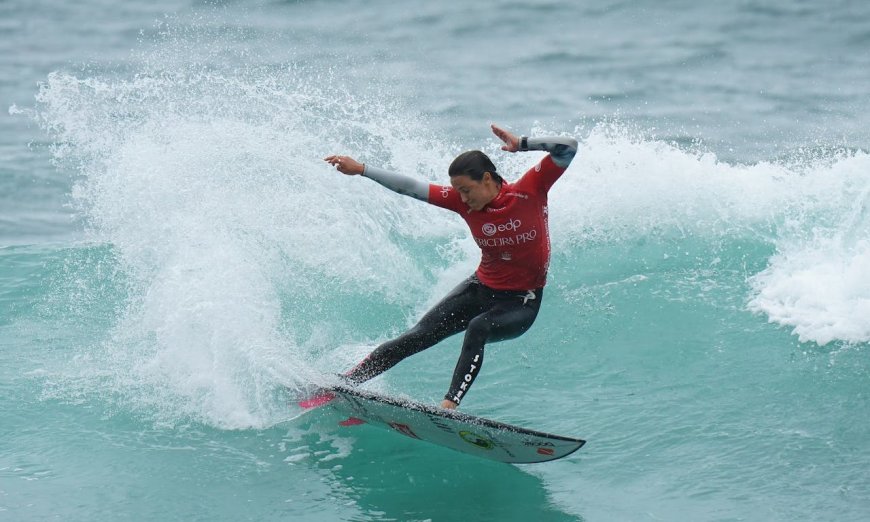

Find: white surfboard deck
<box><xmin>319</xmin><ymin>384</ymin><xmax>585</xmax><ymax>464</ymax></box>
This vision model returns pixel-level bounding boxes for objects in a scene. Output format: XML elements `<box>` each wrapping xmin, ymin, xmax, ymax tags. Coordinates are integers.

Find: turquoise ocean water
<box><xmin>3</xmin><ymin>1</ymin><xmax>870</xmax><ymax>520</ymax></box>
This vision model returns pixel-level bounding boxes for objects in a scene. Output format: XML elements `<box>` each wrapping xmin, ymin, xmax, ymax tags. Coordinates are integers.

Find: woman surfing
<box><xmin>324</xmin><ymin>124</ymin><xmax>578</xmax><ymax>409</ymax></box>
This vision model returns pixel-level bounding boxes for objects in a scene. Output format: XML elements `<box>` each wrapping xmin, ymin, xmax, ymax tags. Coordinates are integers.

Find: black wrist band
<box><xmin>520</xmin><ymin>136</ymin><xmax>528</xmax><ymax>151</ymax></box>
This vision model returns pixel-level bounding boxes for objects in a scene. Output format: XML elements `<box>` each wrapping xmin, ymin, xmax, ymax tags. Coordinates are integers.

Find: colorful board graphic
<box><xmin>324</xmin><ymin>385</ymin><xmax>585</xmax><ymax>464</ymax></box>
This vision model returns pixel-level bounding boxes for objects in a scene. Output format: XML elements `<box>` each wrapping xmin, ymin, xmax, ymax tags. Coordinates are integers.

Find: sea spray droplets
<box><xmin>32</xmin><ymin>49</ymin><xmax>458</xmax><ymax>428</ymax></box>
<box><xmin>550</xmin><ymin>123</ymin><xmax>806</xmax><ymax>244</ymax></box>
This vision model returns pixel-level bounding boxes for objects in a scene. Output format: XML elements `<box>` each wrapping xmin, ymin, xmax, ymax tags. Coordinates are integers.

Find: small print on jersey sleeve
<box><xmin>427</xmin><ymin>184</ymin><xmax>466</xmax><ymax>213</ymax></box>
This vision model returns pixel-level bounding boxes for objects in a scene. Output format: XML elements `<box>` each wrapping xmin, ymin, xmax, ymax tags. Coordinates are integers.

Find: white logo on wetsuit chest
<box><xmin>482</xmin><ymin>219</ymin><xmax>522</xmax><ymax>237</ymax></box>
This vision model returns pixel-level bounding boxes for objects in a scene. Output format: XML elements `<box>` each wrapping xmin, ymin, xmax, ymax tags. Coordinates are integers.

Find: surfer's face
<box><xmin>450</xmin><ymin>173</ymin><xmax>499</xmax><ymax>211</ymax></box>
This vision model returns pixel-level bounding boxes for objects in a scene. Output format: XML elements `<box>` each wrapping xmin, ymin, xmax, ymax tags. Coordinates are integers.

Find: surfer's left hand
<box><xmin>491</xmin><ymin>124</ymin><xmax>519</xmax><ymax>153</ymax></box>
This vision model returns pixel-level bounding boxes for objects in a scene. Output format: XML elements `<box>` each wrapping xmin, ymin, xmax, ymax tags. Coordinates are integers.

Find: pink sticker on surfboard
<box><xmin>298</xmin><ymin>392</ymin><xmax>336</xmax><ymax>410</ymax></box>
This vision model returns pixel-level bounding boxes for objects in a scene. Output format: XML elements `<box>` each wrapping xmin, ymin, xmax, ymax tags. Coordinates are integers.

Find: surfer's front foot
<box><xmin>440</xmin><ymin>399</ymin><xmax>458</xmax><ymax>410</ymax></box>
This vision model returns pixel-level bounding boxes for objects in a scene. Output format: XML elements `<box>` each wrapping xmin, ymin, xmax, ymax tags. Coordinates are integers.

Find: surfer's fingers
<box><xmin>491</xmin><ymin>124</ymin><xmax>508</xmax><ymax>141</ymax></box>
<box><xmin>491</xmin><ymin>124</ymin><xmax>519</xmax><ymax>151</ymax></box>
<box><xmin>324</xmin><ymin>155</ymin><xmax>347</xmax><ymax>169</ymax></box>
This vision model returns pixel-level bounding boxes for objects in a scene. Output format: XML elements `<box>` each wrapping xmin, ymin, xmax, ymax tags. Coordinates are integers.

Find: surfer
<box><xmin>324</xmin><ymin>124</ymin><xmax>577</xmax><ymax>409</ymax></box>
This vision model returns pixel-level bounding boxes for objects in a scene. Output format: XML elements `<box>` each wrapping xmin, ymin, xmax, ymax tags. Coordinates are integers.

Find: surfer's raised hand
<box><xmin>324</xmin><ymin>155</ymin><xmax>365</xmax><ymax>175</ymax></box>
<box><xmin>491</xmin><ymin>124</ymin><xmax>519</xmax><ymax>153</ymax></box>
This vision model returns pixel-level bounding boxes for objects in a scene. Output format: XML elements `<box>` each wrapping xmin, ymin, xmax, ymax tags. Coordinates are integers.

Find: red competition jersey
<box><xmin>427</xmin><ymin>154</ymin><xmax>567</xmax><ymax>291</ymax></box>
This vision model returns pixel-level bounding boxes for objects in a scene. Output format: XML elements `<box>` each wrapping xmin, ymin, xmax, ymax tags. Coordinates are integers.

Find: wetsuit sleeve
<box><xmin>523</xmin><ymin>136</ymin><xmax>578</xmax><ymax>168</ymax></box>
<box><xmin>518</xmin><ymin>135</ymin><xmax>579</xmax><ymax>193</ymax></box>
<box><xmin>362</xmin><ymin>165</ymin><xmax>429</xmax><ymax>201</ymax></box>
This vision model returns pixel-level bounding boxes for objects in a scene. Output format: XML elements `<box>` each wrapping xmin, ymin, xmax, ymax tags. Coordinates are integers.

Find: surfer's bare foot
<box><xmin>440</xmin><ymin>399</ymin><xmax>457</xmax><ymax>410</ymax></box>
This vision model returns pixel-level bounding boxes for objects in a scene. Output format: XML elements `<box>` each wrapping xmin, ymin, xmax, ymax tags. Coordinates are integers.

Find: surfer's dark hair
<box><xmin>448</xmin><ymin>150</ymin><xmax>504</xmax><ymax>184</ymax></box>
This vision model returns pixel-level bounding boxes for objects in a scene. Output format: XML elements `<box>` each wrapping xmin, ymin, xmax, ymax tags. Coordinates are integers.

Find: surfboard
<box><xmin>306</xmin><ymin>384</ymin><xmax>585</xmax><ymax>464</ymax></box>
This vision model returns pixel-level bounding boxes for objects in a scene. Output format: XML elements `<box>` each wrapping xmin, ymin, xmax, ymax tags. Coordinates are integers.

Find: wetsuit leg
<box><xmin>345</xmin><ymin>276</ymin><xmax>487</xmax><ymax>384</ymax></box>
<box><xmin>445</xmin><ymin>291</ymin><xmax>543</xmax><ymax>405</ymax></box>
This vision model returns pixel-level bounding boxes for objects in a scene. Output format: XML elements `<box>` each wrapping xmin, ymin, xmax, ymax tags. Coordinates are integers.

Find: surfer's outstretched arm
<box><xmin>361</xmin><ymin>165</ymin><xmax>429</xmax><ymax>201</ymax></box>
<box><xmin>324</xmin><ymin>155</ymin><xmax>428</xmax><ymax>201</ymax></box>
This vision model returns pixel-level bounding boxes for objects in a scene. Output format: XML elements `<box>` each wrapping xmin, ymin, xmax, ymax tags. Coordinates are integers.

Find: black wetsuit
<box><xmin>346</xmin><ymin>275</ymin><xmax>543</xmax><ymax>404</ymax></box>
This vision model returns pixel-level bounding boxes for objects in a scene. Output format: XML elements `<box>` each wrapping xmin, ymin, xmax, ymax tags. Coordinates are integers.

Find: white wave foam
<box><xmin>548</xmin><ymin>125</ymin><xmax>870</xmax><ymax>345</ymax></box>
<box><xmin>747</xmin><ymin>167</ymin><xmax>870</xmax><ymax>345</ymax></box>
<box><xmin>549</xmin><ymin>125</ymin><xmax>855</xmax><ymax>243</ymax></box>
<box><xmin>32</xmin><ymin>38</ymin><xmax>461</xmax><ymax>427</ymax></box>
<box><xmin>748</xmin><ymin>238</ymin><xmax>870</xmax><ymax>345</ymax></box>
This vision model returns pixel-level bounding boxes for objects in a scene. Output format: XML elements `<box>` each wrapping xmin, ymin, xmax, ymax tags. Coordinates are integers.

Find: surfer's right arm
<box><xmin>324</xmin><ymin>155</ymin><xmax>429</xmax><ymax>201</ymax></box>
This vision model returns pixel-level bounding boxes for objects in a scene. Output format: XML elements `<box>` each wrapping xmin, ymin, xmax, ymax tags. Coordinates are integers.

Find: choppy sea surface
<box><xmin>3</xmin><ymin>1</ymin><xmax>870</xmax><ymax>520</ymax></box>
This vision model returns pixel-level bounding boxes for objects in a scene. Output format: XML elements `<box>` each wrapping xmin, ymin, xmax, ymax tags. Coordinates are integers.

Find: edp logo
<box><xmin>482</xmin><ymin>219</ymin><xmax>522</xmax><ymax>237</ymax></box>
